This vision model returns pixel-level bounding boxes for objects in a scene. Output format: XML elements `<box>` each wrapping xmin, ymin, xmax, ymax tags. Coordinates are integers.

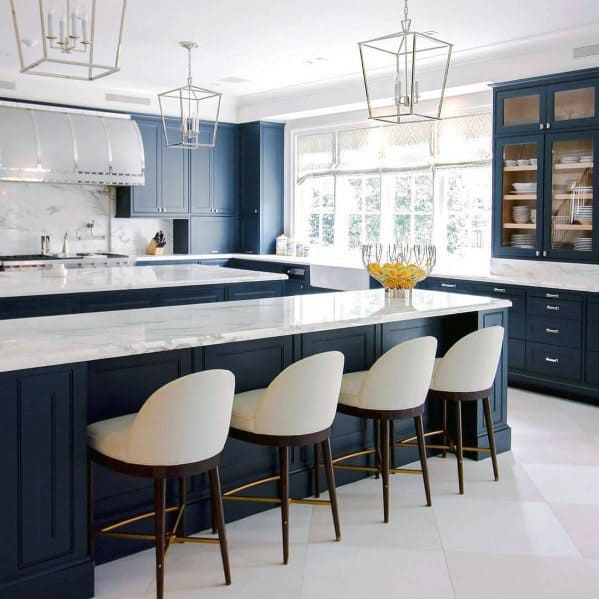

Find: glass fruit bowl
<box><xmin>362</xmin><ymin>243</ymin><xmax>436</xmax><ymax>300</ymax></box>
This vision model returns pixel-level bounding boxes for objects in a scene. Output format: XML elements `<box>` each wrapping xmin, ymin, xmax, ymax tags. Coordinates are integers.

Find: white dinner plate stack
<box><xmin>574</xmin><ymin>205</ymin><xmax>593</xmax><ymax>225</ymax></box>
<box><xmin>512</xmin><ymin>205</ymin><xmax>530</xmax><ymax>224</ymax></box>
<box><xmin>580</xmin><ymin>154</ymin><xmax>593</xmax><ymax>163</ymax></box>
<box><xmin>574</xmin><ymin>237</ymin><xmax>593</xmax><ymax>252</ymax></box>
<box><xmin>560</xmin><ymin>155</ymin><xmax>579</xmax><ymax>164</ymax></box>
<box><xmin>510</xmin><ymin>233</ymin><xmax>535</xmax><ymax>248</ymax></box>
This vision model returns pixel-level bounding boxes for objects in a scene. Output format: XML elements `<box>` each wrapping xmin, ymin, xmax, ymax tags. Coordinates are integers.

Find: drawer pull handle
<box><xmin>546</xmin><ymin>293</ymin><xmax>560</xmax><ymax>299</ymax></box>
<box><xmin>545</xmin><ymin>328</ymin><xmax>560</xmax><ymax>334</ymax></box>
<box><xmin>546</xmin><ymin>305</ymin><xmax>560</xmax><ymax>311</ymax></box>
<box><xmin>545</xmin><ymin>357</ymin><xmax>559</xmax><ymax>364</ymax></box>
<box><xmin>441</xmin><ymin>283</ymin><xmax>457</xmax><ymax>288</ymax></box>
<box><xmin>493</xmin><ymin>287</ymin><xmax>506</xmax><ymax>293</ymax></box>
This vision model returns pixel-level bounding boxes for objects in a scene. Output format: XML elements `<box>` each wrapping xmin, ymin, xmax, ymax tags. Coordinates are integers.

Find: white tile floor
<box><xmin>95</xmin><ymin>388</ymin><xmax>599</xmax><ymax>598</ymax></box>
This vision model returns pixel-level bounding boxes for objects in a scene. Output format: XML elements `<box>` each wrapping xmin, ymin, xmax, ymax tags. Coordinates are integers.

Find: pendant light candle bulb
<box><xmin>59</xmin><ymin>14</ymin><xmax>65</xmax><ymax>44</ymax></box>
<box><xmin>70</xmin><ymin>10</ymin><xmax>78</xmax><ymax>38</ymax></box>
<box><xmin>46</xmin><ymin>9</ymin><xmax>55</xmax><ymax>38</ymax></box>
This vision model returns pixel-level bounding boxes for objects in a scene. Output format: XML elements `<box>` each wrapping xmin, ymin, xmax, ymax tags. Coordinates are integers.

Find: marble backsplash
<box><xmin>491</xmin><ymin>258</ymin><xmax>599</xmax><ymax>287</ymax></box>
<box><xmin>0</xmin><ymin>182</ymin><xmax>173</xmax><ymax>256</ymax></box>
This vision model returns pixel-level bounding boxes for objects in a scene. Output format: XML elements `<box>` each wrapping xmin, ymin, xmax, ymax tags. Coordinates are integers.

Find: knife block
<box><xmin>145</xmin><ymin>239</ymin><xmax>164</xmax><ymax>255</ymax></box>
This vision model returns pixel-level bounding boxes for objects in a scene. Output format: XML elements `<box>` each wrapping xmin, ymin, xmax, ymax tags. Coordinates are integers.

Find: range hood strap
<box><xmin>29</xmin><ymin>110</ymin><xmax>42</xmax><ymax>169</ymax></box>
<box><xmin>100</xmin><ymin>118</ymin><xmax>113</xmax><ymax>173</ymax></box>
<box><xmin>66</xmin><ymin>114</ymin><xmax>79</xmax><ymax>172</ymax></box>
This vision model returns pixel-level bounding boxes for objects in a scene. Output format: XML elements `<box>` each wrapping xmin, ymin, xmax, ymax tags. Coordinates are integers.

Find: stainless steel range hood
<box><xmin>0</xmin><ymin>104</ymin><xmax>145</xmax><ymax>186</ymax></box>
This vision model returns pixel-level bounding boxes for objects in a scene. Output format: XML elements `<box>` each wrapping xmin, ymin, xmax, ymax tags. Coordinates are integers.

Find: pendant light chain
<box><xmin>187</xmin><ymin>46</ymin><xmax>193</xmax><ymax>87</ymax></box>
<box><xmin>401</xmin><ymin>0</ymin><xmax>411</xmax><ymax>32</ymax></box>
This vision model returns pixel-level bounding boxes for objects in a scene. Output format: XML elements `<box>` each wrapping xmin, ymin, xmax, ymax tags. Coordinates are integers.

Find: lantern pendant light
<box><xmin>9</xmin><ymin>0</ymin><xmax>127</xmax><ymax>81</ymax></box>
<box><xmin>358</xmin><ymin>0</ymin><xmax>453</xmax><ymax>124</ymax></box>
<box><xmin>158</xmin><ymin>42</ymin><xmax>222</xmax><ymax>150</ymax></box>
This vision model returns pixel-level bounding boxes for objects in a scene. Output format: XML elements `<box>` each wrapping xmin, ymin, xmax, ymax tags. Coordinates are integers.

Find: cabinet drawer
<box><xmin>526</xmin><ymin>316</ymin><xmax>582</xmax><ymax>348</ymax></box>
<box><xmin>585</xmin><ymin>352</ymin><xmax>599</xmax><ymax>386</ymax></box>
<box><xmin>526</xmin><ymin>342</ymin><xmax>581</xmax><ymax>381</ymax></box>
<box><xmin>508</xmin><ymin>338</ymin><xmax>526</xmax><ymax>370</ymax></box>
<box><xmin>528</xmin><ymin>288</ymin><xmax>583</xmax><ymax>302</ymax></box>
<box><xmin>587</xmin><ymin>299</ymin><xmax>599</xmax><ymax>324</ymax></box>
<box><xmin>476</xmin><ymin>283</ymin><xmax>525</xmax><ymax>312</ymax></box>
<box><xmin>226</xmin><ymin>281</ymin><xmax>283</xmax><ymax>301</ymax></box>
<box><xmin>427</xmin><ymin>278</ymin><xmax>475</xmax><ymax>294</ymax></box>
<box><xmin>527</xmin><ymin>296</ymin><xmax>582</xmax><ymax>321</ymax></box>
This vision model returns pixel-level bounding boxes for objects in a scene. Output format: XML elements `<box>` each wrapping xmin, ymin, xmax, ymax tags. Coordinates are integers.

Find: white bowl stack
<box><xmin>574</xmin><ymin>237</ymin><xmax>593</xmax><ymax>252</ymax></box>
<box><xmin>574</xmin><ymin>205</ymin><xmax>593</xmax><ymax>225</ymax></box>
<box><xmin>512</xmin><ymin>205</ymin><xmax>531</xmax><ymax>224</ymax></box>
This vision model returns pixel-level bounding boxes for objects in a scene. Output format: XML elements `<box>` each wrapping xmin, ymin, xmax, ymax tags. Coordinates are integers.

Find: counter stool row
<box><xmin>87</xmin><ymin>326</ymin><xmax>504</xmax><ymax>598</ymax></box>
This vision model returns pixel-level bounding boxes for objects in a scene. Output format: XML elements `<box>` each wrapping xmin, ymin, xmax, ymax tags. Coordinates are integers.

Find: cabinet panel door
<box><xmin>0</xmin><ymin>366</ymin><xmax>87</xmax><ymax>585</ymax></box>
<box><xmin>496</xmin><ymin>87</ymin><xmax>545</xmax><ymax>136</ymax></box>
<box><xmin>547</xmin><ymin>79</ymin><xmax>599</xmax><ymax>131</ymax></box>
<box><xmin>161</xmin><ymin>121</ymin><xmax>189</xmax><ymax>214</ymax></box>
<box><xmin>189</xmin><ymin>125</ymin><xmax>214</xmax><ymax>215</ymax></box>
<box><xmin>240</xmin><ymin>213</ymin><xmax>260</xmax><ymax>254</ymax></box>
<box><xmin>190</xmin><ymin>216</ymin><xmax>238</xmax><ymax>254</ymax></box>
<box><xmin>132</xmin><ymin>117</ymin><xmax>161</xmax><ymax>214</ymax></box>
<box><xmin>239</xmin><ymin>124</ymin><xmax>261</xmax><ymax>215</ymax></box>
<box><xmin>214</xmin><ymin>125</ymin><xmax>238</xmax><ymax>215</ymax></box>
<box><xmin>226</xmin><ymin>281</ymin><xmax>283</xmax><ymax>301</ymax></box>
<box><xmin>543</xmin><ymin>131</ymin><xmax>597</xmax><ymax>261</ymax></box>
<box><xmin>493</xmin><ymin>135</ymin><xmax>544</xmax><ymax>259</ymax></box>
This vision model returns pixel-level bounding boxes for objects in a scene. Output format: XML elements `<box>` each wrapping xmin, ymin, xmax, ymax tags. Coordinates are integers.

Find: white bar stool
<box><xmin>224</xmin><ymin>351</ymin><xmax>345</xmax><ymax>564</ymax></box>
<box><xmin>398</xmin><ymin>326</ymin><xmax>504</xmax><ymax>494</ymax></box>
<box><xmin>324</xmin><ymin>337</ymin><xmax>437</xmax><ymax>523</ymax></box>
<box><xmin>87</xmin><ymin>369</ymin><xmax>235</xmax><ymax>599</ymax></box>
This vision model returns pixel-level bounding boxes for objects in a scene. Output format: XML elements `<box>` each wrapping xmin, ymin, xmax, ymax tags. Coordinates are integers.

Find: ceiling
<box><xmin>1</xmin><ymin>0</ymin><xmax>598</xmax><ymax>102</ymax></box>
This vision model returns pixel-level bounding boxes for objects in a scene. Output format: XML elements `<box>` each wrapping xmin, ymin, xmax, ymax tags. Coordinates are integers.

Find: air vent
<box><xmin>573</xmin><ymin>44</ymin><xmax>599</xmax><ymax>59</ymax></box>
<box><xmin>105</xmin><ymin>92</ymin><xmax>151</xmax><ymax>106</ymax></box>
<box><xmin>0</xmin><ymin>80</ymin><xmax>16</xmax><ymax>90</ymax></box>
<box><xmin>218</xmin><ymin>76</ymin><xmax>250</xmax><ymax>84</ymax></box>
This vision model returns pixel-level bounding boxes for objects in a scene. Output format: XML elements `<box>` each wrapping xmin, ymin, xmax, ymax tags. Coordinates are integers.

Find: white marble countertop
<box><xmin>0</xmin><ymin>264</ymin><xmax>287</xmax><ymax>298</ymax></box>
<box><xmin>0</xmin><ymin>289</ymin><xmax>510</xmax><ymax>373</ymax></box>
<box><xmin>134</xmin><ymin>254</ymin><xmax>599</xmax><ymax>294</ymax></box>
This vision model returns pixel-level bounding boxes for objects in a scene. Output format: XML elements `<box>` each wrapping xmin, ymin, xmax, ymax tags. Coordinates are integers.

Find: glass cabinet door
<box><xmin>497</xmin><ymin>89</ymin><xmax>545</xmax><ymax>135</ymax></box>
<box><xmin>497</xmin><ymin>139</ymin><xmax>542</xmax><ymax>256</ymax></box>
<box><xmin>548</xmin><ymin>80</ymin><xmax>599</xmax><ymax>130</ymax></box>
<box><xmin>546</xmin><ymin>134</ymin><xmax>595</xmax><ymax>258</ymax></box>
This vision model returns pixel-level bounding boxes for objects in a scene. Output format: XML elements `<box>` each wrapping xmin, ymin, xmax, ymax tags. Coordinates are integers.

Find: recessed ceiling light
<box><xmin>303</xmin><ymin>57</ymin><xmax>327</xmax><ymax>65</ymax></box>
<box><xmin>218</xmin><ymin>76</ymin><xmax>251</xmax><ymax>84</ymax></box>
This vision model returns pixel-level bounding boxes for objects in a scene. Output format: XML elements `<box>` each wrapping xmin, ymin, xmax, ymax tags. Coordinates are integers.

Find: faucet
<box><xmin>40</xmin><ymin>234</ymin><xmax>50</xmax><ymax>256</ymax></box>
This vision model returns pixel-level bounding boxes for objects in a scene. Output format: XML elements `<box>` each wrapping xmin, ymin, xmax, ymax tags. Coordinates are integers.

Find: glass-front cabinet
<box><xmin>495</xmin><ymin>137</ymin><xmax>543</xmax><ymax>257</ymax></box>
<box><xmin>545</xmin><ymin>132</ymin><xmax>596</xmax><ymax>259</ymax></box>
<box><xmin>496</xmin><ymin>76</ymin><xmax>599</xmax><ymax>136</ymax></box>
<box><xmin>493</xmin><ymin>68</ymin><xmax>599</xmax><ymax>263</ymax></box>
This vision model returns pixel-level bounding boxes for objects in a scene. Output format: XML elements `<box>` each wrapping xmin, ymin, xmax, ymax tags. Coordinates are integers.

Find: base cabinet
<box><xmin>0</xmin><ymin>365</ymin><xmax>92</xmax><ymax>598</ymax></box>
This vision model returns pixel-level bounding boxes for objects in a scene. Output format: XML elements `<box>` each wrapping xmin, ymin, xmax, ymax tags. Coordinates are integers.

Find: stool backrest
<box><xmin>359</xmin><ymin>336</ymin><xmax>437</xmax><ymax>411</ymax></box>
<box><xmin>431</xmin><ymin>326</ymin><xmax>504</xmax><ymax>393</ymax></box>
<box><xmin>255</xmin><ymin>351</ymin><xmax>345</xmax><ymax>436</ymax></box>
<box><xmin>127</xmin><ymin>369</ymin><xmax>235</xmax><ymax>466</ymax></box>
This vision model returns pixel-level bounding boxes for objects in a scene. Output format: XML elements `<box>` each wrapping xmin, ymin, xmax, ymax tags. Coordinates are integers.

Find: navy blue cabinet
<box><xmin>239</xmin><ymin>122</ymin><xmax>284</xmax><ymax>254</ymax></box>
<box><xmin>0</xmin><ymin>365</ymin><xmax>91</xmax><ymax>597</ymax></box>
<box><xmin>190</xmin><ymin>215</ymin><xmax>239</xmax><ymax>254</ymax></box>
<box><xmin>492</xmin><ymin>68</ymin><xmax>599</xmax><ymax>264</ymax></box>
<box><xmin>214</xmin><ymin>124</ymin><xmax>239</xmax><ymax>215</ymax></box>
<box><xmin>161</xmin><ymin>119</ymin><xmax>189</xmax><ymax>215</ymax></box>
<box><xmin>189</xmin><ymin>124</ymin><xmax>214</xmax><ymax>215</ymax></box>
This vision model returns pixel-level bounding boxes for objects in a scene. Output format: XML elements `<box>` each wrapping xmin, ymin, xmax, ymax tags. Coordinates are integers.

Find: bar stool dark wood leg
<box><xmin>441</xmin><ymin>401</ymin><xmax>448</xmax><ymax>458</ymax></box>
<box><xmin>87</xmin><ymin>456</ymin><xmax>94</xmax><ymax>561</ymax></box>
<box><xmin>414</xmin><ymin>415</ymin><xmax>432</xmax><ymax>506</ymax></box>
<box><xmin>381</xmin><ymin>419</ymin><xmax>390</xmax><ymax>523</ymax></box>
<box><xmin>483</xmin><ymin>397</ymin><xmax>499</xmax><ymax>481</ymax></box>
<box><xmin>211</xmin><ymin>482</ymin><xmax>217</xmax><ymax>534</ymax></box>
<box><xmin>177</xmin><ymin>478</ymin><xmax>186</xmax><ymax>536</ymax></box>
<box><xmin>279</xmin><ymin>446</ymin><xmax>290</xmax><ymax>565</ymax></box>
<box><xmin>374</xmin><ymin>418</ymin><xmax>381</xmax><ymax>479</ymax></box>
<box><xmin>321</xmin><ymin>438</ymin><xmax>341</xmax><ymax>541</ymax></box>
<box><xmin>209</xmin><ymin>468</ymin><xmax>231</xmax><ymax>585</ymax></box>
<box><xmin>390</xmin><ymin>420</ymin><xmax>397</xmax><ymax>469</ymax></box>
<box><xmin>154</xmin><ymin>478</ymin><xmax>166</xmax><ymax>599</ymax></box>
<box><xmin>454</xmin><ymin>402</ymin><xmax>464</xmax><ymax>495</ymax></box>
<box><xmin>314</xmin><ymin>443</ymin><xmax>320</xmax><ymax>498</ymax></box>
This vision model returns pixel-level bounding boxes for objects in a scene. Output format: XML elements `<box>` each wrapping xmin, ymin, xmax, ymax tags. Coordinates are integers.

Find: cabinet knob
<box><xmin>539</xmin><ymin>123</ymin><xmax>544</xmax><ymax>130</ymax></box>
<box><xmin>543</xmin><ymin>250</ymin><xmax>547</xmax><ymax>257</ymax></box>
<box><xmin>254</xmin><ymin>209</ymin><xmax>258</xmax><ymax>214</ymax></box>
<box><xmin>546</xmin><ymin>122</ymin><xmax>551</xmax><ymax>129</ymax></box>
<box><xmin>535</xmin><ymin>250</ymin><xmax>541</xmax><ymax>257</ymax></box>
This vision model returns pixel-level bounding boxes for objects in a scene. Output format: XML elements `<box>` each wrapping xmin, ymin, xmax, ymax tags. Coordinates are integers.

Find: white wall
<box><xmin>0</xmin><ymin>182</ymin><xmax>173</xmax><ymax>256</ymax></box>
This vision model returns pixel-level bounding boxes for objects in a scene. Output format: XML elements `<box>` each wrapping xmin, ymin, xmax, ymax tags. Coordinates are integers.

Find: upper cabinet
<box><xmin>495</xmin><ymin>72</ymin><xmax>599</xmax><ymax>137</ymax></box>
<box><xmin>493</xmin><ymin>68</ymin><xmax>599</xmax><ymax>263</ymax></box>
<box><xmin>239</xmin><ymin>122</ymin><xmax>285</xmax><ymax>254</ymax></box>
<box><xmin>117</xmin><ymin>116</ymin><xmax>189</xmax><ymax>217</ymax></box>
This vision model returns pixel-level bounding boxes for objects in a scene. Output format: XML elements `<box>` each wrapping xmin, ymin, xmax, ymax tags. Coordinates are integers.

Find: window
<box><xmin>294</xmin><ymin>114</ymin><xmax>492</xmax><ymax>269</ymax></box>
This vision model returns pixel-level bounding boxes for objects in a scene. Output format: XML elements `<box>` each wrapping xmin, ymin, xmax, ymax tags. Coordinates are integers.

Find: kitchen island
<box><xmin>0</xmin><ymin>263</ymin><xmax>288</xmax><ymax>319</ymax></box>
<box><xmin>0</xmin><ymin>289</ymin><xmax>510</xmax><ymax>598</ymax></box>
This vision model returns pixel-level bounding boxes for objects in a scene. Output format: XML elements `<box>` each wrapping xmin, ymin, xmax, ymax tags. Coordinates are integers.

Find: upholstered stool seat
<box><xmin>225</xmin><ymin>351</ymin><xmax>345</xmax><ymax>565</ymax></box>
<box><xmin>323</xmin><ymin>337</ymin><xmax>438</xmax><ymax>523</ymax></box>
<box><xmin>87</xmin><ymin>370</ymin><xmax>235</xmax><ymax>599</ymax></box>
<box><xmin>398</xmin><ymin>326</ymin><xmax>504</xmax><ymax>495</ymax></box>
